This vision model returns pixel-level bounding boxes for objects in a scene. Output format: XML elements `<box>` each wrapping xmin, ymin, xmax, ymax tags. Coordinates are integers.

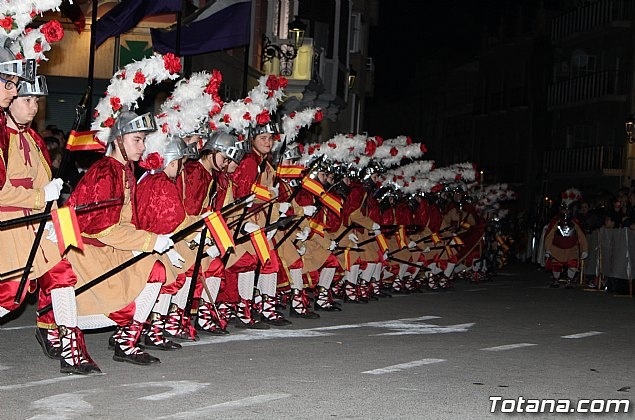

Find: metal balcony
<box><xmin>543</xmin><ymin>145</ymin><xmax>624</xmax><ymax>176</ymax></box>
<box><xmin>547</xmin><ymin>70</ymin><xmax>627</xmax><ymax>108</ymax></box>
<box><xmin>551</xmin><ymin>0</ymin><xmax>633</xmax><ymax>42</ymax></box>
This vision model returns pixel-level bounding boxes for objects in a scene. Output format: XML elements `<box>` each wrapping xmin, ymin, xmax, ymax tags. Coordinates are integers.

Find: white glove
<box><xmin>132</xmin><ymin>250</ymin><xmax>142</xmax><ymax>257</ymax></box>
<box><xmin>206</xmin><ymin>245</ymin><xmax>221</xmax><ymax>259</ymax></box>
<box><xmin>266</xmin><ymin>228</ymin><xmax>277</xmax><ymax>240</ymax></box>
<box><xmin>382</xmin><ymin>251</ymin><xmax>388</xmax><ymax>260</ymax></box>
<box><xmin>297</xmin><ymin>245</ymin><xmax>306</xmax><ymax>256</ymax></box>
<box><xmin>245</xmin><ymin>194</ymin><xmax>255</xmax><ymax>208</ymax></box>
<box><xmin>269</xmin><ymin>184</ymin><xmax>279</xmax><ymax>198</ymax></box>
<box><xmin>581</xmin><ymin>251</ymin><xmax>588</xmax><ymax>259</ymax></box>
<box><xmin>371</xmin><ymin>222</ymin><xmax>381</xmax><ymax>231</ymax></box>
<box><xmin>545</xmin><ymin>250</ymin><xmax>551</xmax><ymax>258</ymax></box>
<box><xmin>200</xmin><ymin>210</ymin><xmax>212</xmax><ymax>219</ymax></box>
<box><xmin>279</xmin><ymin>202</ymin><xmax>291</xmax><ymax>215</ymax></box>
<box><xmin>167</xmin><ymin>249</ymin><xmax>185</xmax><ymax>268</ymax></box>
<box><xmin>348</xmin><ymin>233</ymin><xmax>359</xmax><ymax>244</ymax></box>
<box><xmin>243</xmin><ymin>222</ymin><xmax>260</xmax><ymax>234</ymax></box>
<box><xmin>154</xmin><ymin>234</ymin><xmax>174</xmax><ymax>254</ymax></box>
<box><xmin>192</xmin><ymin>231</ymin><xmax>212</xmax><ymax>246</ymax></box>
<box><xmin>44</xmin><ymin>221</ymin><xmax>57</xmax><ymax>244</ymax></box>
<box><xmin>408</xmin><ymin>241</ymin><xmax>417</xmax><ymax>249</ymax></box>
<box><xmin>295</xmin><ymin>227</ymin><xmax>310</xmax><ymax>242</ymax></box>
<box><xmin>43</xmin><ymin>178</ymin><xmax>64</xmax><ymax>202</ymax></box>
<box><xmin>302</xmin><ymin>205</ymin><xmax>317</xmax><ymax>217</ymax></box>
<box><xmin>328</xmin><ymin>240</ymin><xmax>337</xmax><ymax>251</ymax></box>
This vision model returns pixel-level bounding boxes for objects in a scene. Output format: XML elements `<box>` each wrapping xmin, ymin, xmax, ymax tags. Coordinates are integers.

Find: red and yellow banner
<box><xmin>375</xmin><ymin>233</ymin><xmax>389</xmax><ymax>254</ymax></box>
<box><xmin>65</xmin><ymin>130</ymin><xmax>105</xmax><ymax>152</ymax></box>
<box><xmin>431</xmin><ymin>232</ymin><xmax>441</xmax><ymax>245</ymax></box>
<box><xmin>250</xmin><ymin>229</ymin><xmax>272</xmax><ymax>265</ymax></box>
<box><xmin>51</xmin><ymin>206</ymin><xmax>84</xmax><ymax>255</ymax></box>
<box><xmin>396</xmin><ymin>225</ymin><xmax>408</xmax><ymax>249</ymax></box>
<box><xmin>276</xmin><ymin>164</ymin><xmax>304</xmax><ymax>179</ymax></box>
<box><xmin>452</xmin><ymin>236</ymin><xmax>464</xmax><ymax>246</ymax></box>
<box><xmin>204</xmin><ymin>211</ymin><xmax>234</xmax><ymax>256</ymax></box>
<box><xmin>319</xmin><ymin>192</ymin><xmax>342</xmax><ymax>217</ymax></box>
<box><xmin>301</xmin><ymin>176</ymin><xmax>325</xmax><ymax>197</ymax></box>
<box><xmin>250</xmin><ymin>183</ymin><xmax>271</xmax><ymax>201</ymax></box>
<box><xmin>309</xmin><ymin>219</ymin><xmax>326</xmax><ymax>237</ymax></box>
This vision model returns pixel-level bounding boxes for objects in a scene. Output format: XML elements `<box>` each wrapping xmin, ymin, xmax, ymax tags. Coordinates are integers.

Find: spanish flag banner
<box><xmin>452</xmin><ymin>235</ymin><xmax>464</xmax><ymax>246</ymax></box>
<box><xmin>309</xmin><ymin>219</ymin><xmax>326</xmax><ymax>237</ymax></box>
<box><xmin>250</xmin><ymin>183</ymin><xmax>271</xmax><ymax>201</ymax></box>
<box><xmin>276</xmin><ymin>164</ymin><xmax>304</xmax><ymax>179</ymax></box>
<box><xmin>396</xmin><ymin>225</ymin><xmax>408</xmax><ymax>249</ymax></box>
<box><xmin>344</xmin><ymin>248</ymin><xmax>352</xmax><ymax>270</ymax></box>
<box><xmin>301</xmin><ymin>176</ymin><xmax>325</xmax><ymax>197</ymax></box>
<box><xmin>445</xmin><ymin>245</ymin><xmax>455</xmax><ymax>258</ymax></box>
<box><xmin>204</xmin><ymin>211</ymin><xmax>234</xmax><ymax>256</ymax></box>
<box><xmin>51</xmin><ymin>206</ymin><xmax>84</xmax><ymax>255</ymax></box>
<box><xmin>375</xmin><ymin>233</ymin><xmax>389</xmax><ymax>254</ymax></box>
<box><xmin>65</xmin><ymin>130</ymin><xmax>105</xmax><ymax>152</ymax></box>
<box><xmin>431</xmin><ymin>232</ymin><xmax>441</xmax><ymax>245</ymax></box>
<box><xmin>250</xmin><ymin>229</ymin><xmax>272</xmax><ymax>265</ymax></box>
<box><xmin>319</xmin><ymin>192</ymin><xmax>342</xmax><ymax>217</ymax></box>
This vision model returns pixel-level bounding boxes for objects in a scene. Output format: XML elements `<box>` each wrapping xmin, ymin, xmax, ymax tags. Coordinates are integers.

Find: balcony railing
<box><xmin>547</xmin><ymin>70</ymin><xmax>626</xmax><ymax>108</ymax></box>
<box><xmin>551</xmin><ymin>0</ymin><xmax>633</xmax><ymax>41</ymax></box>
<box><xmin>543</xmin><ymin>145</ymin><xmax>624</xmax><ymax>175</ymax></box>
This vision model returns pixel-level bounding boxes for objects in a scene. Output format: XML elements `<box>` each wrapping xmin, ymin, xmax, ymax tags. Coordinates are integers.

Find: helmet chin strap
<box><xmin>116</xmin><ymin>135</ymin><xmax>129</xmax><ymax>162</ymax></box>
<box><xmin>7</xmin><ymin>111</ymin><xmax>29</xmax><ymax>132</ymax></box>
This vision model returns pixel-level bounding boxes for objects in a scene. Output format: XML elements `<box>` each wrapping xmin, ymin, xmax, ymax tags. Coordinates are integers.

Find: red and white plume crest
<box><xmin>211</xmin><ymin>74</ymin><xmax>288</xmax><ymax>135</ymax></box>
<box><xmin>91</xmin><ymin>53</ymin><xmax>182</xmax><ymax>144</ymax></box>
<box><xmin>0</xmin><ymin>1</ymin><xmax>64</xmax><ymax>39</ymax></box>
<box><xmin>561</xmin><ymin>187</ymin><xmax>582</xmax><ymax>207</ymax></box>
<box><xmin>10</xmin><ymin>20</ymin><xmax>64</xmax><ymax>63</ymax></box>
<box><xmin>281</xmin><ymin>107</ymin><xmax>323</xmax><ymax>143</ymax></box>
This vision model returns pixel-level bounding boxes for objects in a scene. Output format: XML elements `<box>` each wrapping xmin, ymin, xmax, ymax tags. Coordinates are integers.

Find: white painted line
<box><xmin>0</xmin><ymin>364</ymin><xmax>10</xmax><ymax>371</ymax></box>
<box><xmin>362</xmin><ymin>358</ymin><xmax>446</xmax><ymax>375</ymax></box>
<box><xmin>122</xmin><ymin>380</ymin><xmax>210</xmax><ymax>401</ymax></box>
<box><xmin>481</xmin><ymin>343</ymin><xmax>537</xmax><ymax>352</ymax></box>
<box><xmin>0</xmin><ymin>375</ymin><xmax>95</xmax><ymax>391</ymax></box>
<box><xmin>181</xmin><ymin>329</ymin><xmax>333</xmax><ymax>346</ymax></box>
<box><xmin>464</xmin><ymin>288</ymin><xmax>488</xmax><ymax>292</ymax></box>
<box><xmin>561</xmin><ymin>331</ymin><xmax>604</xmax><ymax>339</ymax></box>
<box><xmin>0</xmin><ymin>325</ymin><xmax>33</xmax><ymax>331</ymax></box>
<box><xmin>155</xmin><ymin>393</ymin><xmax>291</xmax><ymax>419</ymax></box>
<box><xmin>370</xmin><ymin>322</ymin><xmax>475</xmax><ymax>336</ymax></box>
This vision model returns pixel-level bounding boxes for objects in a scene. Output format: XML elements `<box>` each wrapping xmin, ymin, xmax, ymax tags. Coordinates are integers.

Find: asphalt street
<box><xmin>1</xmin><ymin>262</ymin><xmax>634</xmax><ymax>420</ymax></box>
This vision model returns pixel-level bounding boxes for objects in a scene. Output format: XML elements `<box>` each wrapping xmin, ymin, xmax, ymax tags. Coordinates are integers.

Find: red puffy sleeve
<box><xmin>395</xmin><ymin>203</ymin><xmax>413</xmax><ymax>225</ymax></box>
<box><xmin>136</xmin><ymin>172</ymin><xmax>186</xmax><ymax>234</ymax></box>
<box><xmin>427</xmin><ymin>203</ymin><xmax>443</xmax><ymax>232</ymax></box>
<box><xmin>294</xmin><ymin>188</ymin><xmax>315</xmax><ymax>206</ymax></box>
<box><xmin>182</xmin><ymin>160</ymin><xmax>214</xmax><ymax>216</ymax></box>
<box><xmin>413</xmin><ymin>201</ymin><xmax>430</xmax><ymax>227</ymax></box>
<box><xmin>66</xmin><ymin>157</ymin><xmax>126</xmax><ymax>234</ymax></box>
<box><xmin>230</xmin><ymin>153</ymin><xmax>259</xmax><ymax>199</ymax></box>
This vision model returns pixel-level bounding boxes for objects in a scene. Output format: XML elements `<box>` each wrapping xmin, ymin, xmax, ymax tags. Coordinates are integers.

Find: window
<box><xmin>349</xmin><ymin>12</ymin><xmax>361</xmax><ymax>53</ymax></box>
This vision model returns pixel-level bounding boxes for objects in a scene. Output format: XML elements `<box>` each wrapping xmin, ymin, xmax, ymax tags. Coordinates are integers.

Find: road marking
<box><xmin>0</xmin><ymin>364</ymin><xmax>10</xmax><ymax>371</ymax></box>
<box><xmin>561</xmin><ymin>331</ymin><xmax>604</xmax><ymax>339</ymax></box>
<box><xmin>464</xmin><ymin>288</ymin><xmax>488</xmax><ymax>292</ymax></box>
<box><xmin>368</xmin><ymin>321</ymin><xmax>474</xmax><ymax>336</ymax></box>
<box><xmin>362</xmin><ymin>358</ymin><xmax>446</xmax><ymax>375</ymax></box>
<box><xmin>29</xmin><ymin>390</ymin><xmax>97</xmax><ymax>419</ymax></box>
<box><xmin>155</xmin><ymin>393</ymin><xmax>291</xmax><ymax>418</ymax></box>
<box><xmin>181</xmin><ymin>329</ymin><xmax>333</xmax><ymax>346</ymax></box>
<box><xmin>122</xmin><ymin>381</ymin><xmax>210</xmax><ymax>401</ymax></box>
<box><xmin>0</xmin><ymin>325</ymin><xmax>33</xmax><ymax>331</ymax></box>
<box><xmin>481</xmin><ymin>343</ymin><xmax>537</xmax><ymax>352</ymax></box>
<box><xmin>0</xmin><ymin>375</ymin><xmax>94</xmax><ymax>391</ymax></box>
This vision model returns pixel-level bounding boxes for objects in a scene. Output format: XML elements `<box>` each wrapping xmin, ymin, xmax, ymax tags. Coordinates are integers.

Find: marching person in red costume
<box><xmin>65</xmin><ymin>110</ymin><xmax>174</xmax><ymax>367</ymax></box>
<box><xmin>544</xmin><ymin>189</ymin><xmax>588</xmax><ymax>288</ymax></box>
<box><xmin>178</xmin><ymin>130</ymin><xmax>246</xmax><ymax>335</ymax></box>
<box><xmin>230</xmin><ymin>121</ymin><xmax>290</xmax><ymax>327</ymax></box>
<box><xmin>135</xmin><ymin>135</ymin><xmax>197</xmax><ymax>351</ymax></box>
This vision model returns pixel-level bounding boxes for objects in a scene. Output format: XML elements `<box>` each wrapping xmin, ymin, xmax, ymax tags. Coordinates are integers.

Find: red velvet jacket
<box><xmin>136</xmin><ymin>172</ymin><xmax>186</xmax><ymax>234</ymax></box>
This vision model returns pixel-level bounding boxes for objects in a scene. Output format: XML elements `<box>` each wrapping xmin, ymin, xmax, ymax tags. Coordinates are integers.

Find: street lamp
<box><xmin>262</xmin><ymin>17</ymin><xmax>307</xmax><ymax>76</ymax></box>
<box><xmin>626</xmin><ymin>114</ymin><xmax>635</xmax><ymax>143</ymax></box>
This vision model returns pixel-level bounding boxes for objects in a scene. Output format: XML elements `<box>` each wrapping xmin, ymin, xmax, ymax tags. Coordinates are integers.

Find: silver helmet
<box><xmin>162</xmin><ymin>136</ymin><xmax>190</xmax><ymax>168</ymax></box>
<box><xmin>0</xmin><ymin>36</ymin><xmax>35</xmax><ymax>82</ymax></box>
<box><xmin>109</xmin><ymin>110</ymin><xmax>157</xmax><ymax>144</ymax></box>
<box><xmin>17</xmin><ymin>75</ymin><xmax>47</xmax><ymax>97</ymax></box>
<box><xmin>249</xmin><ymin>121</ymin><xmax>278</xmax><ymax>139</ymax></box>
<box><xmin>202</xmin><ymin>131</ymin><xmax>245</xmax><ymax>163</ymax></box>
